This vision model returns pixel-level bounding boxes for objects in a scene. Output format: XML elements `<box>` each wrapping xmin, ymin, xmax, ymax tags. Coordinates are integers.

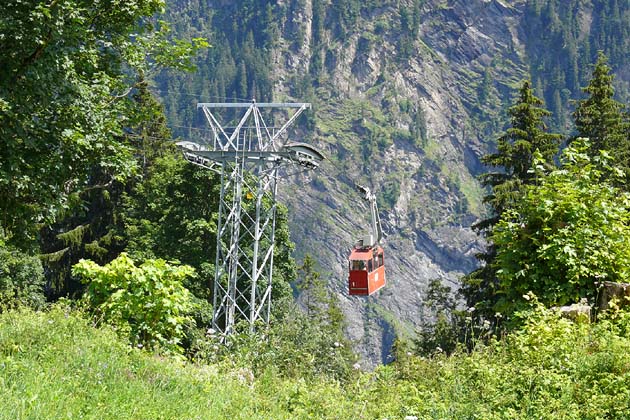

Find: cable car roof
<box><xmin>349</xmin><ymin>246</ymin><xmax>383</xmax><ymax>260</ymax></box>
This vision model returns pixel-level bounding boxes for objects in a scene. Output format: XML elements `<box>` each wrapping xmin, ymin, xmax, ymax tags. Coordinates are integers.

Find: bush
<box><xmin>0</xmin><ymin>240</ymin><xmax>45</xmax><ymax>309</ymax></box>
<box><xmin>493</xmin><ymin>139</ymin><xmax>630</xmax><ymax>315</ymax></box>
<box><xmin>73</xmin><ymin>253</ymin><xmax>195</xmax><ymax>353</ymax></box>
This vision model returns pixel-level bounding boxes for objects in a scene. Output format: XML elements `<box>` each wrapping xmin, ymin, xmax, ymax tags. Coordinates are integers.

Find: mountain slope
<box><xmin>158</xmin><ymin>0</ymin><xmax>630</xmax><ymax>365</ymax></box>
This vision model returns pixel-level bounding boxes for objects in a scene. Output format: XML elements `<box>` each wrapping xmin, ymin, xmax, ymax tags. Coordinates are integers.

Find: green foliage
<box><xmin>463</xmin><ymin>80</ymin><xmax>561</xmax><ymax>320</ymax></box>
<box><xmin>396</xmin><ymin>0</ymin><xmax>423</xmax><ymax>60</ymax></box>
<box><xmin>0</xmin><ymin>237</ymin><xmax>45</xmax><ymax>310</ymax></box>
<box><xmin>4</xmin><ymin>301</ymin><xmax>630</xmax><ymax>419</ymax></box>
<box><xmin>524</xmin><ymin>0</ymin><xmax>630</xmax><ymax>129</ymax></box>
<box><xmin>39</xmin><ymin>80</ymin><xmax>179</xmax><ymax>299</ymax></box>
<box><xmin>159</xmin><ymin>0</ymin><xmax>279</xmax><ymax>139</ymax></box>
<box><xmin>73</xmin><ymin>253</ymin><xmax>195</xmax><ymax>353</ymax></box>
<box><xmin>199</xmin><ymin>301</ymin><xmax>357</xmax><ymax>382</ymax></box>
<box><xmin>0</xmin><ymin>306</ymin><xmax>295</xmax><ymax>419</ymax></box>
<box><xmin>0</xmin><ymin>0</ymin><xmax>204</xmax><ymax>249</ymax></box>
<box><xmin>192</xmin><ymin>255</ymin><xmax>355</xmax><ymax>381</ymax></box>
<box><xmin>121</xmin><ymin>150</ymin><xmax>296</xmax><ymax>312</ymax></box>
<box><xmin>122</xmin><ymin>152</ymin><xmax>218</xmax><ymax>279</ymax></box>
<box><xmin>415</xmin><ymin>279</ymin><xmax>463</xmax><ymax>356</ymax></box>
<box><xmin>378</xmin><ymin>175</ymin><xmax>401</xmax><ymax>210</ymax></box>
<box><xmin>294</xmin><ymin>255</ymin><xmax>327</xmax><ymax>318</ymax></box>
<box><xmin>250</xmin><ymin>254</ymin><xmax>357</xmax><ymax>380</ymax></box>
<box><xmin>479</xmin><ymin>80</ymin><xmax>562</xmax><ymax>220</ymax></box>
<box><xmin>492</xmin><ymin>139</ymin><xmax>630</xmax><ymax>315</ymax></box>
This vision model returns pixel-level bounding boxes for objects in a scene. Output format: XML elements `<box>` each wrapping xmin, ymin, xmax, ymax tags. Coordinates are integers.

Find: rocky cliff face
<box><xmin>270</xmin><ymin>0</ymin><xmax>529</xmax><ymax>366</ymax></box>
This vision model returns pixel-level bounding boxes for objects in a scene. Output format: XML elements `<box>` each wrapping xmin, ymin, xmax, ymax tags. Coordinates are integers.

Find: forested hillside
<box><xmin>155</xmin><ymin>0</ymin><xmax>630</xmax><ymax>363</ymax></box>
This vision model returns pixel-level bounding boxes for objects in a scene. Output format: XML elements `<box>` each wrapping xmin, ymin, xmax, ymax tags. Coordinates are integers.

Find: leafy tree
<box><xmin>492</xmin><ymin>139</ymin><xmax>630</xmax><ymax>316</ymax></box>
<box><xmin>38</xmin><ymin>79</ymin><xmax>178</xmax><ymax>299</ymax></box>
<box><xmin>0</xmin><ymin>0</ymin><xmax>205</xmax><ymax>250</ymax></box>
<box><xmin>573</xmin><ymin>52</ymin><xmax>628</xmax><ymax>176</ymax></box>
<box><xmin>122</xmin><ymin>152</ymin><xmax>219</xmax><ymax>291</ymax></box>
<box><xmin>73</xmin><ymin>253</ymin><xmax>195</xmax><ymax>353</ymax></box>
<box><xmin>462</xmin><ymin>80</ymin><xmax>561</xmax><ymax>319</ymax></box>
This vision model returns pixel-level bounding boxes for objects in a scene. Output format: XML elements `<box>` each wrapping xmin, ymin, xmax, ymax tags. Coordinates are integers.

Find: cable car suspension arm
<box><xmin>356</xmin><ymin>184</ymin><xmax>383</xmax><ymax>246</ymax></box>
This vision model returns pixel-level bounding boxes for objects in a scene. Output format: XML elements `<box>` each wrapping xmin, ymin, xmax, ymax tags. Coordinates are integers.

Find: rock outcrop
<box><xmin>275</xmin><ymin>0</ymin><xmax>528</xmax><ymax>366</ymax></box>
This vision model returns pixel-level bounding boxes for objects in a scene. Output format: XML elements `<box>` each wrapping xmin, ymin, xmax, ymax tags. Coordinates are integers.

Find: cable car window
<box><xmin>378</xmin><ymin>253</ymin><xmax>384</xmax><ymax>267</ymax></box>
<box><xmin>368</xmin><ymin>259</ymin><xmax>373</xmax><ymax>272</ymax></box>
<box><xmin>351</xmin><ymin>260</ymin><xmax>366</xmax><ymax>271</ymax></box>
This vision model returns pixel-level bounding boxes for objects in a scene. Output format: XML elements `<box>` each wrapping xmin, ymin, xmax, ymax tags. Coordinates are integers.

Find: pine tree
<box><xmin>462</xmin><ymin>80</ymin><xmax>562</xmax><ymax>319</ymax></box>
<box><xmin>40</xmin><ymin>81</ymin><xmax>176</xmax><ymax>298</ymax></box>
<box><xmin>573</xmin><ymin>52</ymin><xmax>627</xmax><ymax>176</ymax></box>
<box><xmin>477</xmin><ymin>80</ymin><xmax>562</xmax><ymax>230</ymax></box>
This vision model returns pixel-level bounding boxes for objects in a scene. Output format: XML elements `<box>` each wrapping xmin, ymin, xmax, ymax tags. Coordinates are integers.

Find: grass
<box><xmin>2</xmin><ymin>304</ymin><xmax>630</xmax><ymax>419</ymax></box>
<box><xmin>0</xmin><ymin>306</ymin><xmax>279</xmax><ymax>420</ymax></box>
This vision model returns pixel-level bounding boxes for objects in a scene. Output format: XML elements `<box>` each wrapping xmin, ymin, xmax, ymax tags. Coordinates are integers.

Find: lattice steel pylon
<box><xmin>179</xmin><ymin>101</ymin><xmax>322</xmax><ymax>336</ymax></box>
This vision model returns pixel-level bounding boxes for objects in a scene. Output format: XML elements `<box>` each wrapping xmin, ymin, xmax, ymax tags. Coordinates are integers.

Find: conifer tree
<box><xmin>477</xmin><ymin>80</ymin><xmax>562</xmax><ymax>231</ymax></box>
<box><xmin>462</xmin><ymin>80</ymin><xmax>561</xmax><ymax>319</ymax></box>
<box><xmin>573</xmin><ymin>52</ymin><xmax>628</xmax><ymax>177</ymax></box>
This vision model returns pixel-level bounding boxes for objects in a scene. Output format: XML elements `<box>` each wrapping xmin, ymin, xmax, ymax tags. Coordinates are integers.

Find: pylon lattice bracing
<box><xmin>180</xmin><ymin>101</ymin><xmax>322</xmax><ymax>336</ymax></box>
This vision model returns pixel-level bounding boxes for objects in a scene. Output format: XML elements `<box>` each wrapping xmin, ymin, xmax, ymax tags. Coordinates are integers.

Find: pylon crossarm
<box><xmin>227</xmin><ymin>106</ymin><xmax>255</xmax><ymax>150</ymax></box>
<box><xmin>188</xmin><ymin>101</ymin><xmax>318</xmax><ymax>336</ymax></box>
<box><xmin>252</xmin><ymin>107</ymin><xmax>277</xmax><ymax>151</ymax></box>
<box><xmin>252</xmin><ymin>105</ymin><xmax>266</xmax><ymax>151</ymax></box>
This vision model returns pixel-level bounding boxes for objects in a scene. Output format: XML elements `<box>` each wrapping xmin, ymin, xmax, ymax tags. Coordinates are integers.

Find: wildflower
<box><xmin>523</xmin><ymin>293</ymin><xmax>531</xmax><ymax>301</ymax></box>
<box><xmin>467</xmin><ymin>306</ymin><xmax>476</xmax><ymax>313</ymax></box>
<box><xmin>353</xmin><ymin>362</ymin><xmax>361</xmax><ymax>370</ymax></box>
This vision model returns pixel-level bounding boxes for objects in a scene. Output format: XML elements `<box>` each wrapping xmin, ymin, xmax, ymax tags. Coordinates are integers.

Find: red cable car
<box><xmin>348</xmin><ymin>185</ymin><xmax>386</xmax><ymax>296</ymax></box>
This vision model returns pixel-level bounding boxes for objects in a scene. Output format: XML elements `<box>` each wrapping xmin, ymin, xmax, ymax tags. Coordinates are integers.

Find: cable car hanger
<box><xmin>281</xmin><ymin>147</ymin><xmax>388</xmax><ymax>297</ymax></box>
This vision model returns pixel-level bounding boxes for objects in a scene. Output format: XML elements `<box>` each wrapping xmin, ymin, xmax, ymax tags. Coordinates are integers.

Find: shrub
<box><xmin>73</xmin><ymin>253</ymin><xmax>195</xmax><ymax>353</ymax></box>
<box><xmin>0</xmin><ymin>239</ymin><xmax>45</xmax><ymax>309</ymax></box>
<box><xmin>493</xmin><ymin>139</ymin><xmax>630</xmax><ymax>315</ymax></box>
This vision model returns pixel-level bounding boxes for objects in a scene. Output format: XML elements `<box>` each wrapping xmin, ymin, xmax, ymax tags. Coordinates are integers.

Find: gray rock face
<box><xmin>598</xmin><ymin>281</ymin><xmax>630</xmax><ymax>311</ymax></box>
<box><xmin>274</xmin><ymin>0</ymin><xmax>529</xmax><ymax>367</ymax></box>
